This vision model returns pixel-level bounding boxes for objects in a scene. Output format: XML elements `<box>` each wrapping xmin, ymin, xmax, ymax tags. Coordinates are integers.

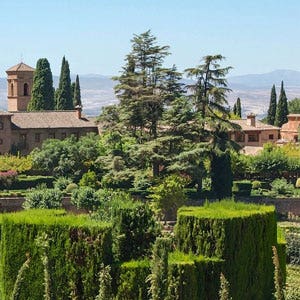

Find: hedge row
<box><xmin>175</xmin><ymin>201</ymin><xmax>280</xmax><ymax>300</ymax></box>
<box><xmin>11</xmin><ymin>175</ymin><xmax>54</xmax><ymax>189</ymax></box>
<box><xmin>116</xmin><ymin>253</ymin><xmax>223</xmax><ymax>300</ymax></box>
<box><xmin>0</xmin><ymin>210</ymin><xmax>112</xmax><ymax>300</ymax></box>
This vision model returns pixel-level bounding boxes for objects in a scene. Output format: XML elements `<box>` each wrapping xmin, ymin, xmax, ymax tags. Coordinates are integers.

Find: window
<box><xmin>235</xmin><ymin>132</ymin><xmax>245</xmax><ymax>142</ymax></box>
<box><xmin>61</xmin><ymin>132</ymin><xmax>67</xmax><ymax>139</ymax></box>
<box><xmin>269</xmin><ymin>134</ymin><xmax>274</xmax><ymax>140</ymax></box>
<box><xmin>48</xmin><ymin>133</ymin><xmax>55</xmax><ymax>139</ymax></box>
<box><xmin>24</xmin><ymin>83</ymin><xmax>29</xmax><ymax>96</ymax></box>
<box><xmin>0</xmin><ymin>122</ymin><xmax>3</xmax><ymax>130</ymax></box>
<box><xmin>248</xmin><ymin>133</ymin><xmax>259</xmax><ymax>142</ymax></box>
<box><xmin>35</xmin><ymin>133</ymin><xmax>41</xmax><ymax>143</ymax></box>
<box><xmin>11</xmin><ymin>83</ymin><xmax>14</xmax><ymax>96</ymax></box>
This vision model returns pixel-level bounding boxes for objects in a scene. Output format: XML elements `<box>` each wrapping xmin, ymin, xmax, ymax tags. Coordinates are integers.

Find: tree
<box><xmin>55</xmin><ymin>56</ymin><xmax>73</xmax><ymax>110</ymax></box>
<box><xmin>236</xmin><ymin>97</ymin><xmax>242</xmax><ymax>118</ymax></box>
<box><xmin>233</xmin><ymin>103</ymin><xmax>237</xmax><ymax>115</ymax></box>
<box><xmin>267</xmin><ymin>84</ymin><xmax>277</xmax><ymax>125</ymax></box>
<box><xmin>114</xmin><ymin>30</ymin><xmax>171</xmax><ymax>140</ymax></box>
<box><xmin>275</xmin><ymin>81</ymin><xmax>288</xmax><ymax>127</ymax></box>
<box><xmin>73</xmin><ymin>75</ymin><xmax>82</xmax><ymax>107</ymax></box>
<box><xmin>288</xmin><ymin>98</ymin><xmax>300</xmax><ymax>114</ymax></box>
<box><xmin>27</xmin><ymin>58</ymin><xmax>54</xmax><ymax>111</ymax></box>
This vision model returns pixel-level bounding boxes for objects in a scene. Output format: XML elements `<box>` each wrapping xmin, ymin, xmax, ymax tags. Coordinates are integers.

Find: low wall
<box><xmin>0</xmin><ymin>197</ymin><xmax>86</xmax><ymax>214</ymax></box>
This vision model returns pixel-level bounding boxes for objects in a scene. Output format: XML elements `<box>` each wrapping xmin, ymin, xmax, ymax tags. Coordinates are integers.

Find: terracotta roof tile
<box><xmin>6</xmin><ymin>62</ymin><xmax>35</xmax><ymax>72</ymax></box>
<box><xmin>231</xmin><ymin>119</ymin><xmax>280</xmax><ymax>131</ymax></box>
<box><xmin>11</xmin><ymin>111</ymin><xmax>97</xmax><ymax>129</ymax></box>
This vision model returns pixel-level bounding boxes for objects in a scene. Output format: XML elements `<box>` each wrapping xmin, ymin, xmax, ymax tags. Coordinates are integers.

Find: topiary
<box><xmin>65</xmin><ymin>183</ymin><xmax>78</xmax><ymax>193</ymax></box>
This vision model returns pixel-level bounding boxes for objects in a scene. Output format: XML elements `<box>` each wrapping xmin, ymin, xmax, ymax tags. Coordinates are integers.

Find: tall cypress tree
<box><xmin>275</xmin><ymin>81</ymin><xmax>288</xmax><ymax>127</ymax></box>
<box><xmin>73</xmin><ymin>75</ymin><xmax>82</xmax><ymax>107</ymax></box>
<box><xmin>27</xmin><ymin>58</ymin><xmax>54</xmax><ymax>111</ymax></box>
<box><xmin>267</xmin><ymin>84</ymin><xmax>277</xmax><ymax>125</ymax></box>
<box><xmin>236</xmin><ymin>97</ymin><xmax>242</xmax><ymax>118</ymax></box>
<box><xmin>55</xmin><ymin>56</ymin><xmax>73</xmax><ymax>110</ymax></box>
<box><xmin>233</xmin><ymin>103</ymin><xmax>237</xmax><ymax>115</ymax></box>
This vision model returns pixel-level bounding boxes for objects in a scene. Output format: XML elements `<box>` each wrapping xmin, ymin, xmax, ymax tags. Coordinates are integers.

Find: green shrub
<box><xmin>53</xmin><ymin>176</ymin><xmax>73</xmax><ymax>191</ymax></box>
<box><xmin>12</xmin><ymin>175</ymin><xmax>54</xmax><ymax>190</ymax></box>
<box><xmin>175</xmin><ymin>201</ymin><xmax>278</xmax><ymax>300</ymax></box>
<box><xmin>79</xmin><ymin>170</ymin><xmax>99</xmax><ymax>189</ymax></box>
<box><xmin>101</xmin><ymin>170</ymin><xmax>134</xmax><ymax>189</ymax></box>
<box><xmin>148</xmin><ymin>174</ymin><xmax>187</xmax><ymax>221</ymax></box>
<box><xmin>65</xmin><ymin>183</ymin><xmax>78</xmax><ymax>193</ymax></box>
<box><xmin>23</xmin><ymin>188</ymin><xmax>63</xmax><ymax>209</ymax></box>
<box><xmin>71</xmin><ymin>187</ymin><xmax>100</xmax><ymax>211</ymax></box>
<box><xmin>252</xmin><ymin>180</ymin><xmax>262</xmax><ymax>190</ymax></box>
<box><xmin>0</xmin><ymin>210</ymin><xmax>112</xmax><ymax>300</ymax></box>
<box><xmin>271</xmin><ymin>178</ymin><xmax>295</xmax><ymax>196</ymax></box>
<box><xmin>232</xmin><ymin>180</ymin><xmax>252</xmax><ymax>196</ymax></box>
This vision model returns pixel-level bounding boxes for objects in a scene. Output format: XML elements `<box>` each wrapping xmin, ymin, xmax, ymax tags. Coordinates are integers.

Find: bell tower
<box><xmin>6</xmin><ymin>62</ymin><xmax>35</xmax><ymax>112</ymax></box>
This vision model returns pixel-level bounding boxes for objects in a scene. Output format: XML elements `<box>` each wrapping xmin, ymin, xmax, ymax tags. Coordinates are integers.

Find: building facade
<box><xmin>280</xmin><ymin>114</ymin><xmax>300</xmax><ymax>142</ymax></box>
<box><xmin>0</xmin><ymin>63</ymin><xmax>98</xmax><ymax>155</ymax></box>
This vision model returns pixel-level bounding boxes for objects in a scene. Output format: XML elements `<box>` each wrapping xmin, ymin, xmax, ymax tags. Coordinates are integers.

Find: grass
<box><xmin>178</xmin><ymin>199</ymin><xmax>275</xmax><ymax>219</ymax></box>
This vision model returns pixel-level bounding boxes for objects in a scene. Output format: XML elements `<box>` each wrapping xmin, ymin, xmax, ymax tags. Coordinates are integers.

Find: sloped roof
<box><xmin>11</xmin><ymin>111</ymin><xmax>98</xmax><ymax>129</ymax></box>
<box><xmin>231</xmin><ymin>119</ymin><xmax>280</xmax><ymax>131</ymax></box>
<box><xmin>6</xmin><ymin>62</ymin><xmax>35</xmax><ymax>72</ymax></box>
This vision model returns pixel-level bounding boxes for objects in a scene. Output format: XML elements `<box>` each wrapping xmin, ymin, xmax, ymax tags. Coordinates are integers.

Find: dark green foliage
<box><xmin>148</xmin><ymin>237</ymin><xmax>171</xmax><ymax>300</ymax></box>
<box><xmin>211</xmin><ymin>151</ymin><xmax>233</xmax><ymax>199</ymax></box>
<box><xmin>270</xmin><ymin>178</ymin><xmax>294</xmax><ymax>196</ymax></box>
<box><xmin>288</xmin><ymin>98</ymin><xmax>300</xmax><ymax>114</ymax></box>
<box><xmin>73</xmin><ymin>74</ymin><xmax>82</xmax><ymax>107</ymax></box>
<box><xmin>116</xmin><ymin>260</ymin><xmax>150</xmax><ymax>300</ymax></box>
<box><xmin>55</xmin><ymin>56</ymin><xmax>73</xmax><ymax>110</ymax></box>
<box><xmin>175</xmin><ymin>201</ymin><xmax>279</xmax><ymax>300</ymax></box>
<box><xmin>53</xmin><ymin>176</ymin><xmax>73</xmax><ymax>191</ymax></box>
<box><xmin>79</xmin><ymin>170</ymin><xmax>99</xmax><ymax>188</ymax></box>
<box><xmin>275</xmin><ymin>81</ymin><xmax>289</xmax><ymax>127</ymax></box>
<box><xmin>267</xmin><ymin>85</ymin><xmax>277</xmax><ymax>125</ymax></box>
<box><xmin>0</xmin><ymin>210</ymin><xmax>112</xmax><ymax>300</ymax></box>
<box><xmin>11</xmin><ymin>175</ymin><xmax>54</xmax><ymax>189</ymax></box>
<box><xmin>23</xmin><ymin>188</ymin><xmax>63</xmax><ymax>209</ymax></box>
<box><xmin>232</xmin><ymin>180</ymin><xmax>252</xmax><ymax>196</ymax></box>
<box><xmin>27</xmin><ymin>58</ymin><xmax>54</xmax><ymax>111</ymax></box>
<box><xmin>71</xmin><ymin>187</ymin><xmax>101</xmax><ymax>211</ymax></box>
<box><xmin>236</xmin><ymin>97</ymin><xmax>242</xmax><ymax>118</ymax></box>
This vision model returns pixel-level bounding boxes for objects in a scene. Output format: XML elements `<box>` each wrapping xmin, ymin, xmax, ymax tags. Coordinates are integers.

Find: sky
<box><xmin>0</xmin><ymin>0</ymin><xmax>299</xmax><ymax>77</ymax></box>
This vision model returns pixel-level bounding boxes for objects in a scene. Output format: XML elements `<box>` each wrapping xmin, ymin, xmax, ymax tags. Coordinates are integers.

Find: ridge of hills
<box><xmin>0</xmin><ymin>70</ymin><xmax>299</xmax><ymax>118</ymax></box>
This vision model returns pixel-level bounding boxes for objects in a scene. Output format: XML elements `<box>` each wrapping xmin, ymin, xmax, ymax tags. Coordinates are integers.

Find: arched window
<box><xmin>11</xmin><ymin>83</ymin><xmax>14</xmax><ymax>96</ymax></box>
<box><xmin>24</xmin><ymin>83</ymin><xmax>29</xmax><ymax>96</ymax></box>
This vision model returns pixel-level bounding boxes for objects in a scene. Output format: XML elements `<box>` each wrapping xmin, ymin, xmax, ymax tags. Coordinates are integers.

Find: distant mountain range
<box><xmin>0</xmin><ymin>69</ymin><xmax>300</xmax><ymax>118</ymax></box>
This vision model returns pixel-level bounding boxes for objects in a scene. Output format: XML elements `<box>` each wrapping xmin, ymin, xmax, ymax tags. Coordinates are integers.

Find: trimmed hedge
<box><xmin>11</xmin><ymin>175</ymin><xmax>54</xmax><ymax>189</ymax></box>
<box><xmin>0</xmin><ymin>210</ymin><xmax>112</xmax><ymax>300</ymax></box>
<box><xmin>175</xmin><ymin>201</ymin><xmax>279</xmax><ymax>300</ymax></box>
<box><xmin>232</xmin><ymin>180</ymin><xmax>252</xmax><ymax>196</ymax></box>
<box><xmin>116</xmin><ymin>253</ymin><xmax>223</xmax><ymax>300</ymax></box>
<box><xmin>276</xmin><ymin>227</ymin><xmax>287</xmax><ymax>283</ymax></box>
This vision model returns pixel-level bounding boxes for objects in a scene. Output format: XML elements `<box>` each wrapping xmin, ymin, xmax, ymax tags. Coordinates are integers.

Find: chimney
<box><xmin>75</xmin><ymin>105</ymin><xmax>82</xmax><ymax>119</ymax></box>
<box><xmin>246</xmin><ymin>113</ymin><xmax>256</xmax><ymax>127</ymax></box>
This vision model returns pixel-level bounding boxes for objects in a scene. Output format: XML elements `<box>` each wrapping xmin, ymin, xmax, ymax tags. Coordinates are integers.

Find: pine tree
<box><xmin>267</xmin><ymin>84</ymin><xmax>277</xmax><ymax>125</ymax></box>
<box><xmin>27</xmin><ymin>58</ymin><xmax>54</xmax><ymax>111</ymax></box>
<box><xmin>275</xmin><ymin>81</ymin><xmax>288</xmax><ymax>127</ymax></box>
<box><xmin>55</xmin><ymin>56</ymin><xmax>73</xmax><ymax>110</ymax></box>
<box><xmin>73</xmin><ymin>75</ymin><xmax>82</xmax><ymax>107</ymax></box>
<box><xmin>236</xmin><ymin>97</ymin><xmax>242</xmax><ymax>118</ymax></box>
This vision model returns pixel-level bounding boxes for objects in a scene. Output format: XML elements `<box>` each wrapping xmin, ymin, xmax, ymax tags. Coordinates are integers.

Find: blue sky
<box><xmin>0</xmin><ymin>0</ymin><xmax>299</xmax><ymax>77</ymax></box>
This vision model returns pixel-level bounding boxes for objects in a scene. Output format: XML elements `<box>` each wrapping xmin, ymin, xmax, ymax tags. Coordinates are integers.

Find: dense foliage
<box><xmin>27</xmin><ymin>58</ymin><xmax>55</xmax><ymax>111</ymax></box>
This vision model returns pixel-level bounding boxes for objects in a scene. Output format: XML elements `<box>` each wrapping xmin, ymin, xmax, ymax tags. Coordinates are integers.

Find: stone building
<box><xmin>280</xmin><ymin>114</ymin><xmax>300</xmax><ymax>142</ymax></box>
<box><xmin>0</xmin><ymin>62</ymin><xmax>98</xmax><ymax>155</ymax></box>
<box><xmin>230</xmin><ymin>114</ymin><xmax>280</xmax><ymax>147</ymax></box>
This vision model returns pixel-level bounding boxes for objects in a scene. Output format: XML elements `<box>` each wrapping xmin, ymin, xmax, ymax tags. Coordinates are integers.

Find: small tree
<box><xmin>236</xmin><ymin>97</ymin><xmax>242</xmax><ymax>118</ymax></box>
<box><xmin>148</xmin><ymin>174</ymin><xmax>187</xmax><ymax>221</ymax></box>
<box><xmin>267</xmin><ymin>85</ymin><xmax>277</xmax><ymax>125</ymax></box>
<box><xmin>275</xmin><ymin>81</ymin><xmax>288</xmax><ymax>127</ymax></box>
<box><xmin>73</xmin><ymin>74</ymin><xmax>82</xmax><ymax>107</ymax></box>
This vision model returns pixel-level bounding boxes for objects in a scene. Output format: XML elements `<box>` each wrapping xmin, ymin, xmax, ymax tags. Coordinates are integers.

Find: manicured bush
<box><xmin>79</xmin><ymin>170</ymin><xmax>99</xmax><ymax>189</ymax></box>
<box><xmin>65</xmin><ymin>183</ymin><xmax>78</xmax><ymax>193</ymax></box>
<box><xmin>271</xmin><ymin>178</ymin><xmax>295</xmax><ymax>196</ymax></box>
<box><xmin>0</xmin><ymin>210</ymin><xmax>112</xmax><ymax>300</ymax></box>
<box><xmin>23</xmin><ymin>188</ymin><xmax>63</xmax><ymax>209</ymax></box>
<box><xmin>175</xmin><ymin>201</ymin><xmax>279</xmax><ymax>300</ymax></box>
<box><xmin>12</xmin><ymin>175</ymin><xmax>54</xmax><ymax>189</ymax></box>
<box><xmin>101</xmin><ymin>170</ymin><xmax>134</xmax><ymax>189</ymax></box>
<box><xmin>116</xmin><ymin>259</ymin><xmax>150</xmax><ymax>300</ymax></box>
<box><xmin>53</xmin><ymin>176</ymin><xmax>73</xmax><ymax>191</ymax></box>
<box><xmin>232</xmin><ymin>180</ymin><xmax>252</xmax><ymax>196</ymax></box>
<box><xmin>71</xmin><ymin>187</ymin><xmax>101</xmax><ymax>211</ymax></box>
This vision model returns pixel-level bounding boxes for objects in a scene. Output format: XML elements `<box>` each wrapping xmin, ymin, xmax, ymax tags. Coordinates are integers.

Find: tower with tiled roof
<box><xmin>6</xmin><ymin>62</ymin><xmax>35</xmax><ymax>112</ymax></box>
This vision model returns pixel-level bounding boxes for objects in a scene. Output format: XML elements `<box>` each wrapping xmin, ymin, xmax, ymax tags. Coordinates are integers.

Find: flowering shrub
<box><xmin>0</xmin><ymin>170</ymin><xmax>18</xmax><ymax>188</ymax></box>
